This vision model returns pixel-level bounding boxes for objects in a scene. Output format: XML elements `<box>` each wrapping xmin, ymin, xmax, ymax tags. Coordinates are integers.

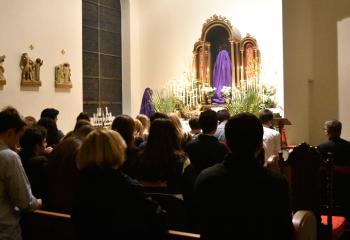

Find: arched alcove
<box><xmin>193</xmin><ymin>15</ymin><xmax>260</xmax><ymax>90</ymax></box>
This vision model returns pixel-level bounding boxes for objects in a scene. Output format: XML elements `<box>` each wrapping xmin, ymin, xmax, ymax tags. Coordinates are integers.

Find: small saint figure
<box><xmin>0</xmin><ymin>55</ymin><xmax>6</xmax><ymax>86</ymax></box>
<box><xmin>20</xmin><ymin>53</ymin><xmax>42</xmax><ymax>86</ymax></box>
<box><xmin>55</xmin><ymin>62</ymin><xmax>72</xmax><ymax>89</ymax></box>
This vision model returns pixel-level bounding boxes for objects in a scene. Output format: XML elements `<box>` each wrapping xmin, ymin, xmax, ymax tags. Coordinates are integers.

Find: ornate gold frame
<box><xmin>193</xmin><ymin>15</ymin><xmax>260</xmax><ymax>90</ymax></box>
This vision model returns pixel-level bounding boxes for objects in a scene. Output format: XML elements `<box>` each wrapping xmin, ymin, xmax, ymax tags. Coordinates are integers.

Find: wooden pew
<box><xmin>22</xmin><ymin>209</ymin><xmax>200</xmax><ymax>240</ymax></box>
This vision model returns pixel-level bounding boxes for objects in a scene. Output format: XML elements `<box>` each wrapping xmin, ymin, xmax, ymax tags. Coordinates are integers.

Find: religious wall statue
<box><xmin>20</xmin><ymin>53</ymin><xmax>43</xmax><ymax>86</ymax></box>
<box><xmin>55</xmin><ymin>62</ymin><xmax>72</xmax><ymax>89</ymax></box>
<box><xmin>0</xmin><ymin>55</ymin><xmax>6</xmax><ymax>86</ymax></box>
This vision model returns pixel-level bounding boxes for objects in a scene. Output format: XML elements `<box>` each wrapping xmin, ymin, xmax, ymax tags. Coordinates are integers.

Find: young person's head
<box><xmin>41</xmin><ymin>108</ymin><xmax>60</xmax><ymax>122</ymax></box>
<box><xmin>189</xmin><ymin>117</ymin><xmax>201</xmax><ymax>133</ymax></box>
<box><xmin>0</xmin><ymin>107</ymin><xmax>26</xmax><ymax>150</ymax></box>
<box><xmin>77</xmin><ymin>129</ymin><xmax>126</xmax><ymax>170</ymax></box>
<box><xmin>111</xmin><ymin>114</ymin><xmax>135</xmax><ymax>147</ymax></box>
<box><xmin>37</xmin><ymin>117</ymin><xmax>61</xmax><ymax>147</ymax></box>
<box><xmin>19</xmin><ymin>126</ymin><xmax>47</xmax><ymax>155</ymax></box>
<box><xmin>259</xmin><ymin>109</ymin><xmax>273</xmax><ymax>127</ymax></box>
<box><xmin>136</xmin><ymin>114</ymin><xmax>150</xmax><ymax>133</ymax></box>
<box><xmin>217</xmin><ymin>109</ymin><xmax>230</xmax><ymax>124</ymax></box>
<box><xmin>324</xmin><ymin>120</ymin><xmax>342</xmax><ymax>139</ymax></box>
<box><xmin>225</xmin><ymin>112</ymin><xmax>263</xmax><ymax>158</ymax></box>
<box><xmin>76</xmin><ymin>112</ymin><xmax>90</xmax><ymax>122</ymax></box>
<box><xmin>199</xmin><ymin>109</ymin><xmax>218</xmax><ymax>134</ymax></box>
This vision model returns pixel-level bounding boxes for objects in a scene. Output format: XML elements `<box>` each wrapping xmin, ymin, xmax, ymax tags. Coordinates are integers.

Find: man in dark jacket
<box><xmin>194</xmin><ymin>113</ymin><xmax>293</xmax><ymax>240</ymax></box>
<box><xmin>186</xmin><ymin>109</ymin><xmax>228</xmax><ymax>175</ymax></box>
<box><xmin>318</xmin><ymin>120</ymin><xmax>350</xmax><ymax>165</ymax></box>
<box><xmin>318</xmin><ymin>120</ymin><xmax>350</xmax><ymax>219</ymax></box>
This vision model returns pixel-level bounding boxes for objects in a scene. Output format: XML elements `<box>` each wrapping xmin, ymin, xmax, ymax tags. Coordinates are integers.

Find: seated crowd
<box><xmin>0</xmin><ymin>106</ymin><xmax>349</xmax><ymax>239</ymax></box>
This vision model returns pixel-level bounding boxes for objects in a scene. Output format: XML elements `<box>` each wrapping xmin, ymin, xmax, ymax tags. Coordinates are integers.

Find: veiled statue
<box><xmin>193</xmin><ymin>15</ymin><xmax>260</xmax><ymax>104</ymax></box>
<box><xmin>0</xmin><ymin>55</ymin><xmax>6</xmax><ymax>86</ymax></box>
<box><xmin>20</xmin><ymin>53</ymin><xmax>43</xmax><ymax>86</ymax></box>
<box><xmin>55</xmin><ymin>62</ymin><xmax>72</xmax><ymax>89</ymax></box>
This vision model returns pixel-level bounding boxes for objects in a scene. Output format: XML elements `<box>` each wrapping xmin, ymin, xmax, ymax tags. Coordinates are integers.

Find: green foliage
<box><xmin>150</xmin><ymin>89</ymin><xmax>182</xmax><ymax>114</ymax></box>
<box><xmin>226</xmin><ymin>81</ymin><xmax>278</xmax><ymax>116</ymax></box>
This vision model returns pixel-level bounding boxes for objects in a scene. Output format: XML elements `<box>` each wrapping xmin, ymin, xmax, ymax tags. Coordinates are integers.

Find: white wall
<box><xmin>283</xmin><ymin>0</ymin><xmax>350</xmax><ymax>146</ymax></box>
<box><xmin>0</xmin><ymin>0</ymin><xmax>82</xmax><ymax>134</ymax></box>
<box><xmin>338</xmin><ymin>17</ymin><xmax>350</xmax><ymax>140</ymax></box>
<box><xmin>124</xmin><ymin>0</ymin><xmax>283</xmax><ymax>117</ymax></box>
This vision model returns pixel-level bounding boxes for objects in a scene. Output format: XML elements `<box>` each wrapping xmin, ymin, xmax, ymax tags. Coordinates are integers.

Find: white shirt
<box><xmin>0</xmin><ymin>139</ymin><xmax>40</xmax><ymax>240</ymax></box>
<box><xmin>263</xmin><ymin>126</ymin><xmax>281</xmax><ymax>162</ymax></box>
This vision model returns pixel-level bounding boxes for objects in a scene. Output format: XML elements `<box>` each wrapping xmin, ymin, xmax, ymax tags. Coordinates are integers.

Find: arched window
<box><xmin>83</xmin><ymin>0</ymin><xmax>122</xmax><ymax>115</ymax></box>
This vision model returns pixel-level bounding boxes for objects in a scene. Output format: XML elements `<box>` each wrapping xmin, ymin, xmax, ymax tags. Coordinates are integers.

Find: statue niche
<box><xmin>20</xmin><ymin>53</ymin><xmax>43</xmax><ymax>87</ymax></box>
<box><xmin>55</xmin><ymin>62</ymin><xmax>72</xmax><ymax>89</ymax></box>
<box><xmin>193</xmin><ymin>15</ymin><xmax>260</xmax><ymax>104</ymax></box>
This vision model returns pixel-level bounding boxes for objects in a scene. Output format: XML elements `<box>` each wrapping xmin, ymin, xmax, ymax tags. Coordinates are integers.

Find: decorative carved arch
<box><xmin>193</xmin><ymin>15</ymin><xmax>242</xmax><ymax>90</ymax></box>
<box><xmin>240</xmin><ymin>33</ymin><xmax>260</xmax><ymax>81</ymax></box>
<box><xmin>201</xmin><ymin>15</ymin><xmax>241</xmax><ymax>42</ymax></box>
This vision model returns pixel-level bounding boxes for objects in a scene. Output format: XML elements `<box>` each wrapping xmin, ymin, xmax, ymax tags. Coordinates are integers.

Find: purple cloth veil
<box><xmin>139</xmin><ymin>87</ymin><xmax>155</xmax><ymax>117</ymax></box>
<box><xmin>212</xmin><ymin>50</ymin><xmax>232</xmax><ymax>104</ymax></box>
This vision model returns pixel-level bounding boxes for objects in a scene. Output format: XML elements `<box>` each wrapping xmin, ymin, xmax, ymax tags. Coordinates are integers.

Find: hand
<box><xmin>45</xmin><ymin>146</ymin><xmax>53</xmax><ymax>154</ymax></box>
<box><xmin>36</xmin><ymin>198</ymin><xmax>43</xmax><ymax>209</ymax></box>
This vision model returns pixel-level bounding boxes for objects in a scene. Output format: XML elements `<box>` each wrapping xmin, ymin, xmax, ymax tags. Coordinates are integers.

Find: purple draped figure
<box><xmin>212</xmin><ymin>50</ymin><xmax>232</xmax><ymax>104</ymax></box>
<box><xmin>139</xmin><ymin>87</ymin><xmax>155</xmax><ymax>118</ymax></box>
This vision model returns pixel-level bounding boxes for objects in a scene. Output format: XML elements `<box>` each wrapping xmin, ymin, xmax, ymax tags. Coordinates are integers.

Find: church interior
<box><xmin>1</xmin><ymin>0</ymin><xmax>350</xmax><ymax>239</ymax></box>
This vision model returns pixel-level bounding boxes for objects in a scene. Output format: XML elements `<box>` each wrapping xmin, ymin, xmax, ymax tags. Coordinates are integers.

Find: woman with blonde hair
<box><xmin>168</xmin><ymin>113</ymin><xmax>192</xmax><ymax>148</ymax></box>
<box><xmin>136</xmin><ymin>114</ymin><xmax>150</xmax><ymax>139</ymax></box>
<box><xmin>72</xmin><ymin>129</ymin><xmax>166</xmax><ymax>240</ymax></box>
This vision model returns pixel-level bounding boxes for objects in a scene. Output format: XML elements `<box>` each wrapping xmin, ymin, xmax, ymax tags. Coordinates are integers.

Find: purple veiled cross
<box><xmin>212</xmin><ymin>50</ymin><xmax>232</xmax><ymax>104</ymax></box>
<box><xmin>139</xmin><ymin>87</ymin><xmax>155</xmax><ymax>117</ymax></box>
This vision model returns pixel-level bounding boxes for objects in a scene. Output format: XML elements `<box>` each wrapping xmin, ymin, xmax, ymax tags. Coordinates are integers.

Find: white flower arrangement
<box><xmin>221</xmin><ymin>86</ymin><xmax>232</xmax><ymax>98</ymax></box>
<box><xmin>202</xmin><ymin>86</ymin><xmax>216</xmax><ymax>94</ymax></box>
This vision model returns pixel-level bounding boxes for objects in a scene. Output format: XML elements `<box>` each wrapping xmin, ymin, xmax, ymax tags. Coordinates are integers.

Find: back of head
<box><xmin>217</xmin><ymin>109</ymin><xmax>230</xmax><ymax>123</ymax></box>
<box><xmin>24</xmin><ymin>116</ymin><xmax>37</xmax><ymax>127</ymax></box>
<box><xmin>41</xmin><ymin>108</ymin><xmax>59</xmax><ymax>120</ymax></box>
<box><xmin>199</xmin><ymin>109</ymin><xmax>218</xmax><ymax>134</ymax></box>
<box><xmin>225</xmin><ymin>112</ymin><xmax>263</xmax><ymax>156</ymax></box>
<box><xmin>37</xmin><ymin>117</ymin><xmax>60</xmax><ymax>146</ymax></box>
<box><xmin>74</xmin><ymin>120</ymin><xmax>92</xmax><ymax>131</ymax></box>
<box><xmin>168</xmin><ymin>113</ymin><xmax>183</xmax><ymax>135</ymax></box>
<box><xmin>74</xmin><ymin>125</ymin><xmax>94</xmax><ymax>140</ymax></box>
<box><xmin>259</xmin><ymin>109</ymin><xmax>273</xmax><ymax>125</ymax></box>
<box><xmin>0</xmin><ymin>106</ymin><xmax>26</xmax><ymax>134</ymax></box>
<box><xmin>189</xmin><ymin>117</ymin><xmax>200</xmax><ymax>130</ymax></box>
<box><xmin>146</xmin><ymin>118</ymin><xmax>181</xmax><ymax>153</ymax></box>
<box><xmin>325</xmin><ymin>120</ymin><xmax>342</xmax><ymax>138</ymax></box>
<box><xmin>76</xmin><ymin>112</ymin><xmax>90</xmax><ymax>122</ymax></box>
<box><xmin>20</xmin><ymin>126</ymin><xmax>47</xmax><ymax>153</ymax></box>
<box><xmin>77</xmin><ymin>129</ymin><xmax>126</xmax><ymax>170</ymax></box>
<box><xmin>149</xmin><ymin>112</ymin><xmax>169</xmax><ymax>124</ymax></box>
<box><xmin>136</xmin><ymin>114</ymin><xmax>150</xmax><ymax>131</ymax></box>
<box><xmin>134</xmin><ymin>119</ymin><xmax>143</xmax><ymax>136</ymax></box>
<box><xmin>111</xmin><ymin>114</ymin><xmax>135</xmax><ymax>146</ymax></box>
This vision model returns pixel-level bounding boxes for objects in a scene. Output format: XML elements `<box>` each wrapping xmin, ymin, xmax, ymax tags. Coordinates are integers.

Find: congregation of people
<box><xmin>1</xmin><ymin>105</ymin><xmax>350</xmax><ymax>240</ymax></box>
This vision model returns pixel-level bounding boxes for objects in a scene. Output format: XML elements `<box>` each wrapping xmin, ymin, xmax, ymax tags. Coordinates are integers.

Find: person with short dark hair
<box><xmin>318</xmin><ymin>120</ymin><xmax>350</xmax><ymax>218</ymax></box>
<box><xmin>188</xmin><ymin>117</ymin><xmax>201</xmax><ymax>139</ymax></box>
<box><xmin>194</xmin><ymin>113</ymin><xmax>293</xmax><ymax>240</ymax></box>
<box><xmin>214</xmin><ymin>109</ymin><xmax>230</xmax><ymax>142</ymax></box>
<box><xmin>149</xmin><ymin>112</ymin><xmax>169</xmax><ymax>123</ymax></box>
<box><xmin>318</xmin><ymin>120</ymin><xmax>350</xmax><ymax>165</ymax></box>
<box><xmin>0</xmin><ymin>107</ymin><xmax>42</xmax><ymax>239</ymax></box>
<box><xmin>186</xmin><ymin>109</ymin><xmax>228</xmax><ymax>174</ymax></box>
<box><xmin>76</xmin><ymin>112</ymin><xmax>90</xmax><ymax>122</ymax></box>
<box><xmin>40</xmin><ymin>108</ymin><xmax>64</xmax><ymax>139</ymax></box>
<box><xmin>258</xmin><ymin>109</ymin><xmax>281</xmax><ymax>162</ymax></box>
